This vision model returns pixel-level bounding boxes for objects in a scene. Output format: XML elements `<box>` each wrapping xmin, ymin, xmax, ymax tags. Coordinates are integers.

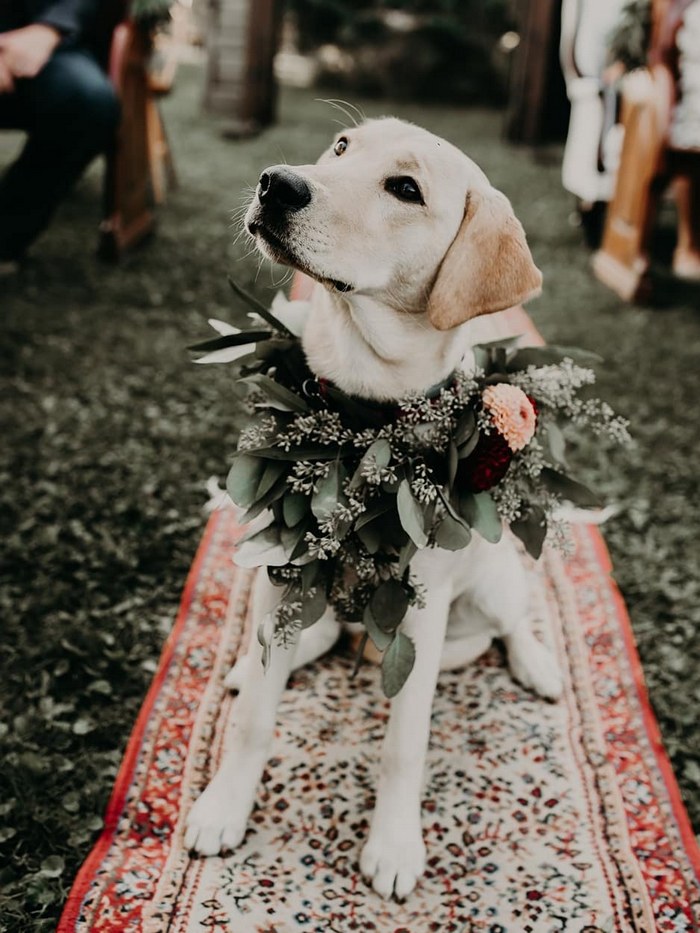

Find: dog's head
<box><xmin>245</xmin><ymin>117</ymin><xmax>541</xmax><ymax>330</ymax></box>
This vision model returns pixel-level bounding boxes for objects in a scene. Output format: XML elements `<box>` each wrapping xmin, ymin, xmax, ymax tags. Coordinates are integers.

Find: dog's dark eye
<box><xmin>334</xmin><ymin>137</ymin><xmax>348</xmax><ymax>156</ymax></box>
<box><xmin>386</xmin><ymin>176</ymin><xmax>423</xmax><ymax>204</ymax></box>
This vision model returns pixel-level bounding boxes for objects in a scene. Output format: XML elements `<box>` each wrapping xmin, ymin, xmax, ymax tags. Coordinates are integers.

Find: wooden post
<box><xmin>203</xmin><ymin>0</ymin><xmax>282</xmax><ymax>137</ymax></box>
<box><xmin>505</xmin><ymin>0</ymin><xmax>569</xmax><ymax>144</ymax></box>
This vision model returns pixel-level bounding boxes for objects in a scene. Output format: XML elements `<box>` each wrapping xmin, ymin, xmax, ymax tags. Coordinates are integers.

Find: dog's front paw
<box><xmin>185</xmin><ymin>780</ymin><xmax>248</xmax><ymax>856</ymax></box>
<box><xmin>360</xmin><ymin>823</ymin><xmax>426</xmax><ymax>900</ymax></box>
<box><xmin>506</xmin><ymin>633</ymin><xmax>563</xmax><ymax>701</ymax></box>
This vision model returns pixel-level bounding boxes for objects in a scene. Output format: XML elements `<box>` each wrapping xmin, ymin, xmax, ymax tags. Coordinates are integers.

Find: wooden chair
<box><xmin>98</xmin><ymin>3</ymin><xmax>177</xmax><ymax>259</ymax></box>
<box><xmin>592</xmin><ymin>0</ymin><xmax>700</xmax><ymax>300</ymax></box>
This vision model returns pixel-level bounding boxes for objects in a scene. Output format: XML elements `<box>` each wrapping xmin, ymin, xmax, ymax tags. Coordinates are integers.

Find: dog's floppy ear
<box><xmin>427</xmin><ymin>187</ymin><xmax>542</xmax><ymax>331</ymax></box>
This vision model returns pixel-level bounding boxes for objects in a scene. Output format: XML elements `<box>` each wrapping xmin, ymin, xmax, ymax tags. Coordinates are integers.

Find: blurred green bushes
<box><xmin>287</xmin><ymin>0</ymin><xmax>514</xmax><ymax>103</ymax></box>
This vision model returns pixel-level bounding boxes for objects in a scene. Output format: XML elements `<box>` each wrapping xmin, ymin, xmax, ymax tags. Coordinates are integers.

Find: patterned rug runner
<box><xmin>57</xmin><ymin>509</ymin><xmax>700</xmax><ymax>932</ymax></box>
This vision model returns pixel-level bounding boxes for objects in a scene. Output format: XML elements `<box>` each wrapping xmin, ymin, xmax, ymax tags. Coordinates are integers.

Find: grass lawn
<box><xmin>1</xmin><ymin>64</ymin><xmax>699</xmax><ymax>930</ymax></box>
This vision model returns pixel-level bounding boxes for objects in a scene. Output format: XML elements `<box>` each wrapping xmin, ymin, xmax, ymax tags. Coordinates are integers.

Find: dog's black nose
<box><xmin>258</xmin><ymin>167</ymin><xmax>311</xmax><ymax>212</ymax></box>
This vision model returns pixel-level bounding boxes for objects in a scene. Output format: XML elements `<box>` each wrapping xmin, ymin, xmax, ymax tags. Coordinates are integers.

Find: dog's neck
<box><xmin>302</xmin><ymin>286</ymin><xmax>471</xmax><ymax>402</ymax></box>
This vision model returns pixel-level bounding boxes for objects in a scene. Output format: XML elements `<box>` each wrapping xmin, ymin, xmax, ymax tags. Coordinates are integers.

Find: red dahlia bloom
<box><xmin>458</xmin><ymin>431</ymin><xmax>514</xmax><ymax>492</ymax></box>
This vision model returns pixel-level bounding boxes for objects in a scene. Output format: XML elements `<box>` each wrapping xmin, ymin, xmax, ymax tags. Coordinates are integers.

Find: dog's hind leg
<box><xmin>469</xmin><ymin>537</ymin><xmax>562</xmax><ymax>701</ymax></box>
<box><xmin>185</xmin><ymin>570</ymin><xmax>299</xmax><ymax>856</ymax></box>
<box><xmin>439</xmin><ymin>632</ymin><xmax>493</xmax><ymax>670</ymax></box>
<box><xmin>224</xmin><ymin>611</ymin><xmax>341</xmax><ymax>690</ymax></box>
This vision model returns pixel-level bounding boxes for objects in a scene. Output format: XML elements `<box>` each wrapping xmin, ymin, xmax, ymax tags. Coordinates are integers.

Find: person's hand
<box><xmin>0</xmin><ymin>54</ymin><xmax>14</xmax><ymax>94</ymax></box>
<box><xmin>0</xmin><ymin>24</ymin><xmax>61</xmax><ymax>81</ymax></box>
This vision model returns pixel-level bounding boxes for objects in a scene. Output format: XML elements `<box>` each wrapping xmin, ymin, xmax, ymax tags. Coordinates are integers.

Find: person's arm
<box><xmin>31</xmin><ymin>0</ymin><xmax>94</xmax><ymax>41</ymax></box>
<box><xmin>0</xmin><ymin>1</ymin><xmax>101</xmax><ymax>81</ymax></box>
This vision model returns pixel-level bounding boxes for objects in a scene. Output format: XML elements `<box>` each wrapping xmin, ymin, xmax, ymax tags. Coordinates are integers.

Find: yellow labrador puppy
<box><xmin>185</xmin><ymin>118</ymin><xmax>562</xmax><ymax>900</ymax></box>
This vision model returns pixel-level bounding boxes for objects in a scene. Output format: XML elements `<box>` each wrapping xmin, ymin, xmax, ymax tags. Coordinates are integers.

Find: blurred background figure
<box><xmin>0</xmin><ymin>0</ymin><xmax>119</xmax><ymax>273</ymax></box>
<box><xmin>560</xmin><ymin>0</ymin><xmax>629</xmax><ymax>245</ymax></box>
<box><xmin>561</xmin><ymin>0</ymin><xmax>700</xmax><ymax>293</ymax></box>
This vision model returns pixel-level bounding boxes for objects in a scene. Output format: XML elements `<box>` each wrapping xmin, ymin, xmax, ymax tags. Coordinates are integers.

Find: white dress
<box><xmin>670</xmin><ymin>0</ymin><xmax>700</xmax><ymax>149</ymax></box>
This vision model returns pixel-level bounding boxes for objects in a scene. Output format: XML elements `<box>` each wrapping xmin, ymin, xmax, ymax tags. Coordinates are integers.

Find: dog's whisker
<box><xmin>316</xmin><ymin>97</ymin><xmax>360</xmax><ymax>127</ymax></box>
<box><xmin>332</xmin><ymin>98</ymin><xmax>366</xmax><ymax>123</ymax></box>
<box><xmin>273</xmin><ymin>145</ymin><xmax>289</xmax><ymax>166</ymax></box>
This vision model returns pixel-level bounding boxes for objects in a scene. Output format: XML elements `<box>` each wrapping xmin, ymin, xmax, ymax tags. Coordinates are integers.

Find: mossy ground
<box><xmin>1</xmin><ymin>64</ymin><xmax>699</xmax><ymax>931</ymax></box>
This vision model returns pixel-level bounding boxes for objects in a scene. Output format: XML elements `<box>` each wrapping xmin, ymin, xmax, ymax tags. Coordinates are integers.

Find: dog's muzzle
<box><xmin>246</xmin><ymin>166</ymin><xmax>353</xmax><ymax>294</ymax></box>
<box><xmin>257</xmin><ymin>167</ymin><xmax>311</xmax><ymax>216</ymax></box>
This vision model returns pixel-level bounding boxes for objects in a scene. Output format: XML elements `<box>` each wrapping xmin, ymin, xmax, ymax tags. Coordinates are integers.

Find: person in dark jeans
<box><xmin>0</xmin><ymin>0</ymin><xmax>120</xmax><ymax>272</ymax></box>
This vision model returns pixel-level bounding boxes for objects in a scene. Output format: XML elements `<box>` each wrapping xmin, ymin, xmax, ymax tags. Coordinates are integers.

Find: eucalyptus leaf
<box><xmin>188</xmin><ymin>329</ymin><xmax>271</xmax><ymax>353</ymax></box>
<box><xmin>289</xmin><ymin>528</ymin><xmax>311</xmax><ymax>563</ymax></box>
<box><xmin>370</xmin><ymin>579</ymin><xmax>410</xmax><ymax>631</ymax></box>
<box><xmin>227</xmin><ymin>275</ymin><xmax>294</xmax><ymax>335</ymax></box>
<box><xmin>541</xmin><ymin>467</ymin><xmax>601</xmax><ymax>508</ymax></box>
<box><xmin>237</xmin><ymin>521</ymin><xmax>279</xmax><ymax>547</ymax></box>
<box><xmin>235</xmin><ymin>524</ymin><xmax>289</xmax><ymax>567</ymax></box>
<box><xmin>507</xmin><ymin>345</ymin><xmax>603</xmax><ymax>371</ymax></box>
<box><xmin>435</xmin><ymin>512</ymin><xmax>472</xmax><ymax>550</ymax></box>
<box><xmin>458</xmin><ymin>491</ymin><xmax>502</xmax><ymax>543</ymax></box>
<box><xmin>363</xmin><ymin>604</ymin><xmax>394</xmax><ymax>651</ymax></box>
<box><xmin>283</xmin><ymin>492</ymin><xmax>308</xmax><ymax>527</ymax></box>
<box><xmin>227</xmin><ymin>455</ymin><xmax>264</xmax><ymax>509</ymax></box>
<box><xmin>290</xmin><ymin>549</ymin><xmax>316</xmax><ymax>566</ymax></box>
<box><xmin>473</xmin><ymin>337</ymin><xmax>521</xmax><ymax>372</ymax></box>
<box><xmin>354</xmin><ymin>498</ymin><xmax>393</xmax><ymax>530</ymax></box>
<box><xmin>257</xmin><ymin>460</ymin><xmax>287</xmax><ymax>499</ymax></box>
<box><xmin>242</xmin><ymin>374</ymin><xmax>309</xmax><ymax>413</ymax></box>
<box><xmin>454</xmin><ymin>409</ymin><xmax>477</xmax><ymax>446</ymax></box>
<box><xmin>357</xmin><ymin>520</ymin><xmax>382</xmax><ymax>554</ymax></box>
<box><xmin>511</xmin><ymin>507</ymin><xmax>547</xmax><ymax>559</ymax></box>
<box><xmin>241</xmin><ymin>474</ymin><xmax>288</xmax><ymax>522</ymax></box>
<box><xmin>458</xmin><ymin>428</ymin><xmax>480</xmax><ymax>460</ymax></box>
<box><xmin>397</xmin><ymin>480</ymin><xmax>428</xmax><ymax>548</ymax></box>
<box><xmin>381</xmin><ymin>632</ymin><xmax>416</xmax><ymax>698</ymax></box>
<box><xmin>448</xmin><ymin>441</ymin><xmax>459</xmax><ymax>486</ymax></box>
<box><xmin>397</xmin><ymin>538</ymin><xmax>418</xmax><ymax>575</ymax></box>
<box><xmin>299</xmin><ymin>586</ymin><xmax>328</xmax><ymax>628</ymax></box>
<box><xmin>280</xmin><ymin>518</ymin><xmax>309</xmax><ymax>556</ymax></box>
<box><xmin>473</xmin><ymin>335</ymin><xmax>523</xmax><ymax>353</ymax></box>
<box><xmin>544</xmin><ymin>422</ymin><xmax>568</xmax><ymax>467</ymax></box>
<box><xmin>301</xmin><ymin>561</ymin><xmax>322</xmax><ymax>594</ymax></box>
<box><xmin>349</xmin><ymin>439</ymin><xmax>391</xmax><ymax>490</ymax></box>
<box><xmin>312</xmin><ymin>461</ymin><xmax>343</xmax><ymax>520</ymax></box>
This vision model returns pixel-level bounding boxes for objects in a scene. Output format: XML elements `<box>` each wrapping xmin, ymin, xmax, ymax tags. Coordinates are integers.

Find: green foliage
<box><xmin>607</xmin><ymin>0</ymin><xmax>652</xmax><ymax>71</ymax></box>
<box><xmin>130</xmin><ymin>0</ymin><xmax>172</xmax><ymax>25</ymax></box>
<box><xmin>288</xmin><ymin>0</ymin><xmax>513</xmax><ymax>103</ymax></box>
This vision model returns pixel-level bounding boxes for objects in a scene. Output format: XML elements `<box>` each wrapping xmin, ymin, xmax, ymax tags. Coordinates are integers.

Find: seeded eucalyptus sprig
<box><xmin>192</xmin><ymin>281</ymin><xmax>629</xmax><ymax>696</ymax></box>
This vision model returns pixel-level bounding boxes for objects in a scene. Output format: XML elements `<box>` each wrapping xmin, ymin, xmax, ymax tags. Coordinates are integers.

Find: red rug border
<box><xmin>586</xmin><ymin>524</ymin><xmax>700</xmax><ymax>877</ymax></box>
<box><xmin>57</xmin><ymin>511</ymin><xmax>223</xmax><ymax>932</ymax></box>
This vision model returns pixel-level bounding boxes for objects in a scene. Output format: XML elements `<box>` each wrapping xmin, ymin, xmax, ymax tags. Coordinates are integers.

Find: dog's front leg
<box><xmin>360</xmin><ymin>579</ymin><xmax>452</xmax><ymax>900</ymax></box>
<box><xmin>185</xmin><ymin>569</ymin><xmax>296</xmax><ymax>855</ymax></box>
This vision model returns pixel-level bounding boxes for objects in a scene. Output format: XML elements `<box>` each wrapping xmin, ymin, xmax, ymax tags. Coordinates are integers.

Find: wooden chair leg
<box><xmin>146</xmin><ymin>96</ymin><xmax>177</xmax><ymax>206</ymax></box>
<box><xmin>99</xmin><ymin>22</ymin><xmax>156</xmax><ymax>259</ymax></box>
<box><xmin>592</xmin><ymin>72</ymin><xmax>665</xmax><ymax>301</ymax></box>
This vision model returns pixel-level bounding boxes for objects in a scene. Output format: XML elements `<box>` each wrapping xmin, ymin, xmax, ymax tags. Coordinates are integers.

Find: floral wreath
<box><xmin>192</xmin><ymin>280</ymin><xmax>630</xmax><ymax>697</ymax></box>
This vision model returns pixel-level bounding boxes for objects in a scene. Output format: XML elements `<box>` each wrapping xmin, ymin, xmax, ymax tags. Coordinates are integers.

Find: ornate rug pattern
<box><xmin>57</xmin><ymin>508</ymin><xmax>700</xmax><ymax>933</ymax></box>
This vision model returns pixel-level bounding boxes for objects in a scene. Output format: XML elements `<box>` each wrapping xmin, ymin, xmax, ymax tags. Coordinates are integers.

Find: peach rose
<box><xmin>482</xmin><ymin>383</ymin><xmax>537</xmax><ymax>452</ymax></box>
